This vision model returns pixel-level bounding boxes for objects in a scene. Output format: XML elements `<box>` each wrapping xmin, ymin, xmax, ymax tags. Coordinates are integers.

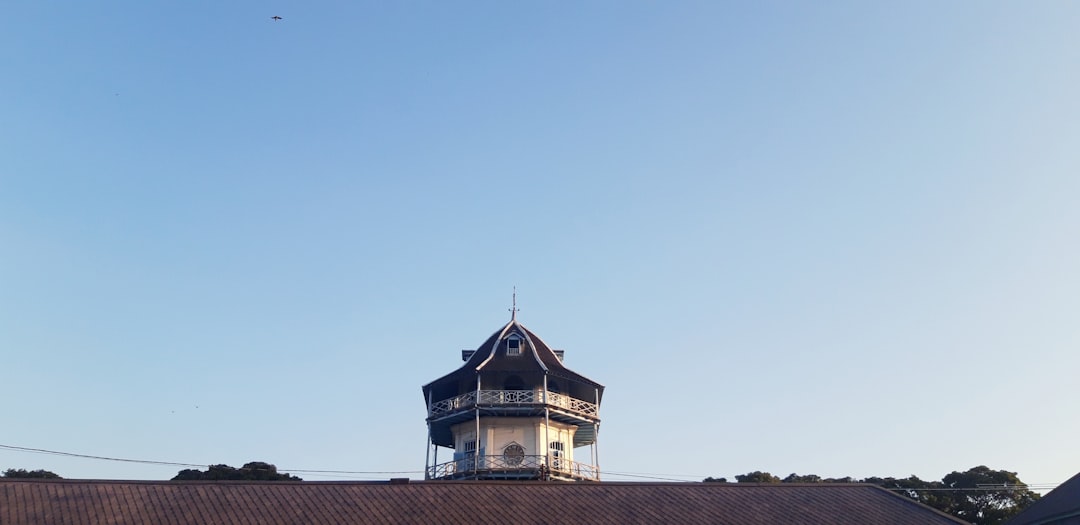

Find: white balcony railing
<box><xmin>427</xmin><ymin>454</ymin><xmax>599</xmax><ymax>481</ymax></box>
<box><xmin>428</xmin><ymin>389</ymin><xmax>598</xmax><ymax>419</ymax></box>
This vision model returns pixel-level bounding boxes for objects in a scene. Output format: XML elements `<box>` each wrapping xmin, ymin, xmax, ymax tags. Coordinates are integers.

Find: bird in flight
<box><xmin>271</xmin><ymin>15</ymin><xmax>283</xmax><ymax>21</ymax></box>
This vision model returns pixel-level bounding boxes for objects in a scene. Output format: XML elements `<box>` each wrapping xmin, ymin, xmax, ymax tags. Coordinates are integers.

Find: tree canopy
<box><xmin>3</xmin><ymin>469</ymin><xmax>62</xmax><ymax>479</ymax></box>
<box><xmin>939</xmin><ymin>465</ymin><xmax>1040</xmax><ymax>525</ymax></box>
<box><xmin>172</xmin><ymin>462</ymin><xmax>302</xmax><ymax>481</ymax></box>
<box><xmin>706</xmin><ymin>466</ymin><xmax>1039</xmax><ymax>525</ymax></box>
<box><xmin>735</xmin><ymin>471</ymin><xmax>782</xmax><ymax>483</ymax></box>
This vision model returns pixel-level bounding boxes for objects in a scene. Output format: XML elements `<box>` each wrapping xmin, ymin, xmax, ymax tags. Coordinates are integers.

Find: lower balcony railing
<box><xmin>427</xmin><ymin>454</ymin><xmax>599</xmax><ymax>482</ymax></box>
<box><xmin>428</xmin><ymin>390</ymin><xmax>598</xmax><ymax>419</ymax></box>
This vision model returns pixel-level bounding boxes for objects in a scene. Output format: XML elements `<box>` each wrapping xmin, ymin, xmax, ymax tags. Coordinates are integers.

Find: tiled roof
<box><xmin>0</xmin><ymin>479</ymin><xmax>967</xmax><ymax>525</ymax></box>
<box><xmin>1008</xmin><ymin>471</ymin><xmax>1080</xmax><ymax>525</ymax></box>
<box><xmin>422</xmin><ymin>319</ymin><xmax>604</xmax><ymax>400</ymax></box>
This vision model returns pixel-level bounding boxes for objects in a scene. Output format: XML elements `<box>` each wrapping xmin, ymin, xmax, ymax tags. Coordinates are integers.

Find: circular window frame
<box><xmin>502</xmin><ymin>443</ymin><xmax>525</xmax><ymax>466</ymax></box>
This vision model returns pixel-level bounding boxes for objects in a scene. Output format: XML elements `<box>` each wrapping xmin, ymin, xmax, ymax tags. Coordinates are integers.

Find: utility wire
<box><xmin>602</xmin><ymin>472</ymin><xmax>699</xmax><ymax>482</ymax></box>
<box><xmin>0</xmin><ymin>442</ymin><xmax>1064</xmax><ymax>490</ymax></box>
<box><xmin>0</xmin><ymin>444</ymin><xmax>205</xmax><ymax>469</ymax></box>
<box><xmin>289</xmin><ymin>470</ymin><xmax>703</xmax><ymax>479</ymax></box>
<box><xmin>0</xmin><ymin>443</ymin><xmax>714</xmax><ymax>482</ymax></box>
<box><xmin>0</xmin><ymin>444</ymin><xmax>419</xmax><ymax>476</ymax></box>
<box><xmin>283</xmin><ymin>469</ymin><xmax>425</xmax><ymax>475</ymax></box>
<box><xmin>888</xmin><ymin>486</ymin><xmax>1057</xmax><ymax>492</ymax></box>
<box><xmin>604</xmin><ymin>469</ymin><xmax>711</xmax><ymax>480</ymax></box>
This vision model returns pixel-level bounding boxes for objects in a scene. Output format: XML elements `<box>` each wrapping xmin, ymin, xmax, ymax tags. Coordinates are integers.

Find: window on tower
<box><xmin>503</xmin><ymin>443</ymin><xmax>525</xmax><ymax>466</ymax></box>
<box><xmin>506</xmin><ymin>336</ymin><xmax>522</xmax><ymax>356</ymax></box>
<box><xmin>549</xmin><ymin>441</ymin><xmax>565</xmax><ymax>470</ymax></box>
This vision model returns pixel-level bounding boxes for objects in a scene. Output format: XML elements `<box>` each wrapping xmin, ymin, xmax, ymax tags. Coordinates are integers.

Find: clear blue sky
<box><xmin>2</xmin><ymin>2</ymin><xmax>1078</xmax><ymax>489</ymax></box>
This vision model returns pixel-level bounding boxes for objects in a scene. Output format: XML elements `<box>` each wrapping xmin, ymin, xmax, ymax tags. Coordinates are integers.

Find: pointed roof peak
<box><xmin>508</xmin><ymin>286</ymin><xmax>519</xmax><ymax>321</ymax></box>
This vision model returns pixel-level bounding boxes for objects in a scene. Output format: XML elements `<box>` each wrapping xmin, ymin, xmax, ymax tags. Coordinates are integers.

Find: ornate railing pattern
<box><xmin>428</xmin><ymin>455</ymin><xmax>598</xmax><ymax>481</ymax></box>
<box><xmin>547</xmin><ymin>392</ymin><xmax>599</xmax><ymax>417</ymax></box>
<box><xmin>428</xmin><ymin>389</ymin><xmax>598</xmax><ymax>419</ymax></box>
<box><xmin>429</xmin><ymin>391</ymin><xmax>477</xmax><ymax>417</ymax></box>
<box><xmin>478</xmin><ymin>389</ymin><xmax>536</xmax><ymax>404</ymax></box>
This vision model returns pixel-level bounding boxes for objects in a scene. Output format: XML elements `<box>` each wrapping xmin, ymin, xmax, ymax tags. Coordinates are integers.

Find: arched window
<box><xmin>505</xmin><ymin>334</ymin><xmax>523</xmax><ymax>356</ymax></box>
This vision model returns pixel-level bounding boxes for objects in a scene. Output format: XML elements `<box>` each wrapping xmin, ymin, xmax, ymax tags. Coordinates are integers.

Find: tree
<box><xmin>171</xmin><ymin>462</ymin><xmax>302</xmax><ymax>481</ymax></box>
<box><xmin>782</xmin><ymin>473</ymin><xmax>823</xmax><ymax>483</ymax></box>
<box><xmin>3</xmin><ymin>469</ymin><xmax>62</xmax><ymax>479</ymax></box>
<box><xmin>734</xmin><ymin>471</ymin><xmax>781</xmax><ymax>483</ymax></box>
<box><xmin>938</xmin><ymin>466</ymin><xmax>1040</xmax><ymax>525</ymax></box>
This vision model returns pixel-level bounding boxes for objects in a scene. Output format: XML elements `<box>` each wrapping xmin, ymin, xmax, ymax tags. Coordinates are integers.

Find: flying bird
<box><xmin>271</xmin><ymin>15</ymin><xmax>282</xmax><ymax>21</ymax></box>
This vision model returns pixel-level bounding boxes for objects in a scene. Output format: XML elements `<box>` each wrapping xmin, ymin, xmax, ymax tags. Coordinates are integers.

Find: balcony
<box><xmin>427</xmin><ymin>454</ymin><xmax>599</xmax><ymax>482</ymax></box>
<box><xmin>428</xmin><ymin>389</ymin><xmax>599</xmax><ymax>420</ymax></box>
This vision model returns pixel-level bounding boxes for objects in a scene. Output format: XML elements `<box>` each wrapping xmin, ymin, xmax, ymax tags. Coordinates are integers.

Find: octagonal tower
<box><xmin>422</xmin><ymin>310</ymin><xmax>604</xmax><ymax>481</ymax></box>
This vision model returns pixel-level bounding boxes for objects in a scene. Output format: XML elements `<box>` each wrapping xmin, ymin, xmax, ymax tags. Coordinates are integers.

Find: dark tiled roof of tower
<box><xmin>423</xmin><ymin>319</ymin><xmax>604</xmax><ymax>400</ymax></box>
<box><xmin>0</xmin><ymin>479</ymin><xmax>969</xmax><ymax>525</ymax></box>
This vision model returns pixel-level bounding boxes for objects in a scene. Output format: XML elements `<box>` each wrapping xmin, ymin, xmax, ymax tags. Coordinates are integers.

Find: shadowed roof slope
<box><xmin>0</xmin><ymin>479</ymin><xmax>967</xmax><ymax>525</ymax></box>
<box><xmin>1008</xmin><ymin>471</ymin><xmax>1080</xmax><ymax>525</ymax></box>
<box><xmin>422</xmin><ymin>318</ymin><xmax>604</xmax><ymax>401</ymax></box>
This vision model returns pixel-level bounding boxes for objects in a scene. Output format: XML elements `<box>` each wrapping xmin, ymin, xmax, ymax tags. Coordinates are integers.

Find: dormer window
<box><xmin>506</xmin><ymin>335</ymin><xmax>522</xmax><ymax>356</ymax></box>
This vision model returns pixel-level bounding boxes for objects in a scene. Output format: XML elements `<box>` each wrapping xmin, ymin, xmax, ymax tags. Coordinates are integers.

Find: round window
<box><xmin>503</xmin><ymin>444</ymin><xmax>525</xmax><ymax>466</ymax></box>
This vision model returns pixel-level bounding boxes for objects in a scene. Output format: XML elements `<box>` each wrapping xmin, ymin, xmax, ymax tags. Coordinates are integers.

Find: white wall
<box><xmin>448</xmin><ymin>417</ymin><xmax>580</xmax><ymax>463</ymax></box>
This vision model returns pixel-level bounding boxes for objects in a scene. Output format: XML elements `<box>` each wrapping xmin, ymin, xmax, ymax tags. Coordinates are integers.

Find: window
<box><xmin>503</xmin><ymin>443</ymin><xmax>525</xmax><ymax>466</ymax></box>
<box><xmin>506</xmin><ymin>336</ymin><xmax>522</xmax><ymax>356</ymax></box>
<box><xmin>455</xmin><ymin>436</ymin><xmax>479</xmax><ymax>471</ymax></box>
<box><xmin>549</xmin><ymin>441</ymin><xmax>565</xmax><ymax>470</ymax></box>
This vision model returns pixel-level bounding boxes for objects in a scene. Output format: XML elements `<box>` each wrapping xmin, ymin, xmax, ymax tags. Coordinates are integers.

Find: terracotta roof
<box><xmin>1007</xmin><ymin>471</ymin><xmax>1080</xmax><ymax>525</ymax></box>
<box><xmin>0</xmin><ymin>479</ymin><xmax>967</xmax><ymax>525</ymax></box>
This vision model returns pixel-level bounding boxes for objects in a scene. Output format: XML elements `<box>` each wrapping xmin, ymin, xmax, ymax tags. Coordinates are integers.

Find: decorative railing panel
<box><xmin>547</xmin><ymin>392</ymin><xmax>599</xmax><ymax>417</ymax></box>
<box><xmin>429</xmin><ymin>391</ymin><xmax>477</xmax><ymax>417</ymax></box>
<box><xmin>427</xmin><ymin>455</ymin><xmax>599</xmax><ymax>481</ymax></box>
<box><xmin>478</xmin><ymin>389</ymin><xmax>536</xmax><ymax>405</ymax></box>
<box><xmin>428</xmin><ymin>390</ymin><xmax>598</xmax><ymax>419</ymax></box>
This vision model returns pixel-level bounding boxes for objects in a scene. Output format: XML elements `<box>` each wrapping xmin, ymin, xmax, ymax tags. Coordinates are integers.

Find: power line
<box><xmin>283</xmin><ymin>469</ymin><xmax>425</xmax><ymax>475</ymax></box>
<box><xmin>0</xmin><ymin>443</ymin><xmax>720</xmax><ymax>482</ymax></box>
<box><xmin>602</xmin><ymin>472</ymin><xmax>699</xmax><ymax>482</ymax></box>
<box><xmin>0</xmin><ymin>444</ymin><xmax>420</xmax><ymax>476</ymax></box>
<box><xmin>0</xmin><ymin>444</ymin><xmax>205</xmax><ymax>469</ymax></box>
<box><xmin>603</xmin><ymin>469</ymin><xmax>711</xmax><ymax>480</ymax></box>
<box><xmin>888</xmin><ymin>486</ymin><xmax>1057</xmax><ymax>492</ymax></box>
<box><xmin>0</xmin><ymin>442</ymin><xmax>1065</xmax><ymax>490</ymax></box>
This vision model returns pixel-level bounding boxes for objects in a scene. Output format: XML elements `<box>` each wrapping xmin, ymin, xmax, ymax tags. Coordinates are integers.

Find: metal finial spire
<box><xmin>509</xmin><ymin>287</ymin><xmax>519</xmax><ymax>320</ymax></box>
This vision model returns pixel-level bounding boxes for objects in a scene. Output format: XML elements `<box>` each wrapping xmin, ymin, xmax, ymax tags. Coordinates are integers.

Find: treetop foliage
<box><xmin>735</xmin><ymin>471</ymin><xmax>782</xmax><ymax>483</ymax></box>
<box><xmin>172</xmin><ymin>462</ymin><xmax>302</xmax><ymax>481</ymax></box>
<box><xmin>2</xmin><ymin>469</ymin><xmax>62</xmax><ymax>479</ymax></box>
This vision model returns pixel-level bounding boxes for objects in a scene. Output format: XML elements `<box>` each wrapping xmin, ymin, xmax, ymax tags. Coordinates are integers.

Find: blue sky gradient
<box><xmin>2</xmin><ymin>2</ymin><xmax>1079</xmax><ymax>488</ymax></box>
